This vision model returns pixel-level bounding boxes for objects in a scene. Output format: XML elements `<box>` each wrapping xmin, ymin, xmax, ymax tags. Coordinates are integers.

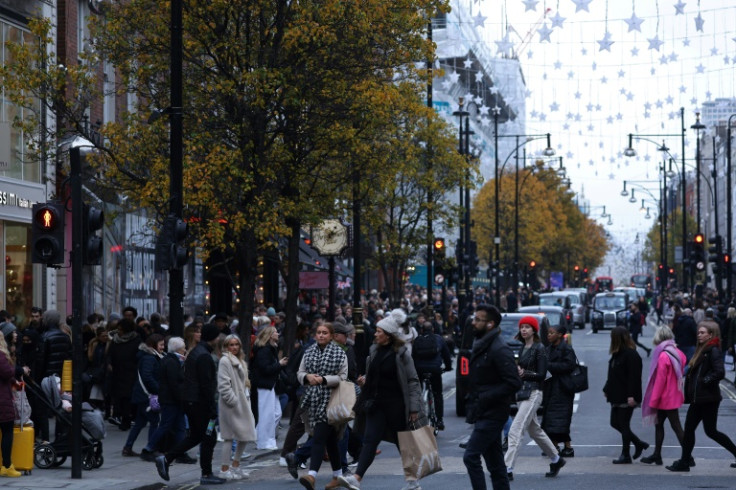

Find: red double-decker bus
<box><xmin>594</xmin><ymin>276</ymin><xmax>614</xmax><ymax>292</ymax></box>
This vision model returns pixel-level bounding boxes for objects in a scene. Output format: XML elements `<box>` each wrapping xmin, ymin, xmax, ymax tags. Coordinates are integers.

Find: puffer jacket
<box><xmin>465</xmin><ymin>327</ymin><xmax>521</xmax><ymax>422</ymax></box>
<box><xmin>130</xmin><ymin>344</ymin><xmax>163</xmax><ymax>405</ymax></box>
<box><xmin>35</xmin><ymin>327</ymin><xmax>72</xmax><ymax>381</ymax></box>
<box><xmin>158</xmin><ymin>351</ymin><xmax>184</xmax><ymax>405</ymax></box>
<box><xmin>685</xmin><ymin>339</ymin><xmax>724</xmax><ymax>404</ymax></box>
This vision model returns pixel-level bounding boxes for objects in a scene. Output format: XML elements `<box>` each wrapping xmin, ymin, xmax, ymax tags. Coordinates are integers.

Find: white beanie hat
<box><xmin>376</xmin><ymin>308</ymin><xmax>407</xmax><ymax>337</ymax></box>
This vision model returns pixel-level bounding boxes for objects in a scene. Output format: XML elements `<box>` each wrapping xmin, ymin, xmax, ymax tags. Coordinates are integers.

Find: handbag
<box><xmin>566</xmin><ymin>356</ymin><xmax>589</xmax><ymax>393</ymax></box>
<box><xmin>515</xmin><ymin>381</ymin><xmax>532</xmax><ymax>402</ymax></box>
<box><xmin>138</xmin><ymin>370</ymin><xmax>161</xmax><ymax>412</ymax></box>
<box><xmin>397</xmin><ymin>422</ymin><xmax>442</xmax><ymax>481</ymax></box>
<box><xmin>327</xmin><ymin>380</ymin><xmax>356</xmax><ymax>426</ymax></box>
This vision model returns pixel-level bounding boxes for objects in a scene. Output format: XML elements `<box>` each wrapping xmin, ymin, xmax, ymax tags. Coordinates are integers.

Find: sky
<box><xmin>453</xmin><ymin>0</ymin><xmax>736</xmax><ymax>279</ymax></box>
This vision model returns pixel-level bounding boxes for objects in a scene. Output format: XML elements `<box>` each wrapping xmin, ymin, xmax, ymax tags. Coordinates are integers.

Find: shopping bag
<box><xmin>327</xmin><ymin>380</ymin><xmax>356</xmax><ymax>426</ymax></box>
<box><xmin>397</xmin><ymin>424</ymin><xmax>442</xmax><ymax>481</ymax></box>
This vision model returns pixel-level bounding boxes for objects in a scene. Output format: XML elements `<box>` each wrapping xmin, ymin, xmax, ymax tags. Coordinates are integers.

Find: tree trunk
<box><xmin>237</xmin><ymin>231</ymin><xmax>258</xmax><ymax>359</ymax></box>
<box><xmin>282</xmin><ymin>217</ymin><xmax>301</xmax><ymax>356</ymax></box>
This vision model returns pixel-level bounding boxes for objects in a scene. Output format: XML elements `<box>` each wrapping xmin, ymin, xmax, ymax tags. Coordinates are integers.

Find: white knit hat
<box><xmin>376</xmin><ymin>308</ymin><xmax>407</xmax><ymax>336</ymax></box>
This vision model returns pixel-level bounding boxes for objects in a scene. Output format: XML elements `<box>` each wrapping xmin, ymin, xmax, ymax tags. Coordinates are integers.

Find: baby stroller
<box><xmin>24</xmin><ymin>376</ymin><xmax>105</xmax><ymax>470</ymax></box>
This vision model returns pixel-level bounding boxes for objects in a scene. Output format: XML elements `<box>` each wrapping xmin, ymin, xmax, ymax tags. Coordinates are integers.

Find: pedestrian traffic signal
<box><xmin>156</xmin><ymin>215</ymin><xmax>188</xmax><ymax>270</ymax></box>
<box><xmin>32</xmin><ymin>202</ymin><xmax>66</xmax><ymax>265</ymax></box>
<box><xmin>82</xmin><ymin>204</ymin><xmax>104</xmax><ymax>265</ymax></box>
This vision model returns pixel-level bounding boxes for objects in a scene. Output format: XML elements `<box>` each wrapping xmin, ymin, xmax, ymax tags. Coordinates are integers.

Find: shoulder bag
<box><xmin>562</xmin><ymin>353</ymin><xmax>588</xmax><ymax>393</ymax></box>
<box><xmin>327</xmin><ymin>380</ymin><xmax>356</xmax><ymax>426</ymax></box>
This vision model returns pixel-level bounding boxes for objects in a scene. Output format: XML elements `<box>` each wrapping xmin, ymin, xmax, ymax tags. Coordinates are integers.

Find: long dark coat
<box><xmin>542</xmin><ymin>341</ymin><xmax>577</xmax><ymax>435</ymax></box>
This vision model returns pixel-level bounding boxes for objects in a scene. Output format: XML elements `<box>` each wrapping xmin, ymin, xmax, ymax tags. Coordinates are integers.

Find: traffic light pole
<box><xmin>169</xmin><ymin>0</ymin><xmax>184</xmax><ymax>336</ymax></box>
<box><xmin>69</xmin><ymin>147</ymin><xmax>84</xmax><ymax>479</ymax></box>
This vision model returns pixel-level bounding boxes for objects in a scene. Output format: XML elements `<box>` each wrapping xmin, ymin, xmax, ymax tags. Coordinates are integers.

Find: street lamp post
<box><xmin>691</xmin><ymin>112</ymin><xmax>706</xmax><ymax>234</ymax></box>
<box><xmin>492</xmin><ymin>106</ymin><xmax>501</xmax><ymax>308</ymax></box>
<box><xmin>453</xmin><ymin>99</ymin><xmax>473</xmax><ymax>314</ymax></box>
<box><xmin>727</xmin><ymin>115</ymin><xmax>735</xmax><ymax>300</ymax></box>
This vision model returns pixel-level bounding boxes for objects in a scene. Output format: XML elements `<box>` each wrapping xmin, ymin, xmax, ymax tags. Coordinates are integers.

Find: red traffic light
<box><xmin>694</xmin><ymin>233</ymin><xmax>704</xmax><ymax>244</ymax></box>
<box><xmin>725</xmin><ymin>254</ymin><xmax>731</xmax><ymax>264</ymax></box>
<box><xmin>658</xmin><ymin>264</ymin><xmax>663</xmax><ymax>269</ymax></box>
<box><xmin>574</xmin><ymin>265</ymin><xmax>579</xmax><ymax>271</ymax></box>
<box><xmin>529</xmin><ymin>260</ymin><xmax>536</xmax><ymax>268</ymax></box>
<box><xmin>35</xmin><ymin>206</ymin><xmax>60</xmax><ymax>230</ymax></box>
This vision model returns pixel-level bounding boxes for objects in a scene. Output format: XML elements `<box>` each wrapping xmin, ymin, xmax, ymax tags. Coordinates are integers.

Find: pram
<box><xmin>24</xmin><ymin>375</ymin><xmax>105</xmax><ymax>470</ymax></box>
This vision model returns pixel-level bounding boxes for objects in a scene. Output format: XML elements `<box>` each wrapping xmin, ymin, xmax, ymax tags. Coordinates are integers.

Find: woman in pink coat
<box><xmin>640</xmin><ymin>326</ymin><xmax>686</xmax><ymax>465</ymax></box>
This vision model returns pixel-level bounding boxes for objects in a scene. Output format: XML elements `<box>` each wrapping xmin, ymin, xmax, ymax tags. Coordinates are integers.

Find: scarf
<box><xmin>299</xmin><ymin>341</ymin><xmax>345</xmax><ymax>425</ymax></box>
<box><xmin>642</xmin><ymin>339</ymin><xmax>683</xmax><ymax>426</ymax></box>
<box><xmin>139</xmin><ymin>342</ymin><xmax>163</xmax><ymax>359</ymax></box>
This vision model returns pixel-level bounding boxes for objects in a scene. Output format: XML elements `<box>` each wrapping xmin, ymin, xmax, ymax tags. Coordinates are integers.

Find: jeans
<box><xmin>681</xmin><ymin>401</ymin><xmax>736</xmax><ymax>460</ymax></box>
<box><xmin>463</xmin><ymin>410</ymin><xmax>510</xmax><ymax>490</ymax></box>
<box><xmin>504</xmin><ymin>389</ymin><xmax>558</xmax><ymax>471</ymax></box>
<box><xmin>165</xmin><ymin>401</ymin><xmax>217</xmax><ymax>477</ymax></box>
<box><xmin>124</xmin><ymin>402</ymin><xmax>160</xmax><ymax>449</ymax></box>
<box><xmin>144</xmin><ymin>403</ymin><xmax>186</xmax><ymax>452</ymax></box>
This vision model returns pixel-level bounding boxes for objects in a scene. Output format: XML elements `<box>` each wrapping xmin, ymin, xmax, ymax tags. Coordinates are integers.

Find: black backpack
<box><xmin>413</xmin><ymin>334</ymin><xmax>438</xmax><ymax>360</ymax></box>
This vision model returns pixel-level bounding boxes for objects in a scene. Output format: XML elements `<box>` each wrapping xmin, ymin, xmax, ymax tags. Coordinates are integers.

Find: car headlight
<box><xmin>617</xmin><ymin>311</ymin><xmax>627</xmax><ymax>320</ymax></box>
<box><xmin>592</xmin><ymin>311</ymin><xmax>602</xmax><ymax>319</ymax></box>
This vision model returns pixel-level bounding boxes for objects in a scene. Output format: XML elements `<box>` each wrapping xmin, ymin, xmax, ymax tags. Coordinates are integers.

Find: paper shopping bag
<box><xmin>397</xmin><ymin>424</ymin><xmax>442</xmax><ymax>481</ymax></box>
<box><xmin>327</xmin><ymin>380</ymin><xmax>356</xmax><ymax>426</ymax></box>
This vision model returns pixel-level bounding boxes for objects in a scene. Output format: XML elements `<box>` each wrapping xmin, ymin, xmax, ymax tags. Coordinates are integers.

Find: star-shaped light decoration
<box><xmin>595</xmin><ymin>104</ymin><xmax>602</xmax><ymax>111</ymax></box>
<box><xmin>575</xmin><ymin>113</ymin><xmax>582</xmax><ymax>121</ymax></box>
<box><xmin>442</xmin><ymin>79</ymin><xmax>453</xmax><ymax>90</ymax></box>
<box><xmin>523</xmin><ymin>0</ymin><xmax>539</xmax><ymax>11</ymax></box>
<box><xmin>530</xmin><ymin>110</ymin><xmax>539</xmax><ymax>118</ymax></box>
<box><xmin>566</xmin><ymin>151</ymin><xmax>574</xmax><ymax>159</ymax></box>
<box><xmin>669</xmin><ymin>52</ymin><xmax>678</xmax><ymax>62</ymax></box>
<box><xmin>474</xmin><ymin>71</ymin><xmax>483</xmax><ymax>82</ymax></box>
<box><xmin>587</xmin><ymin>124</ymin><xmax>595</xmax><ymax>131</ymax></box>
<box><xmin>586</xmin><ymin>102</ymin><xmax>594</xmax><ymax>112</ymax></box>
<box><xmin>725</xmin><ymin>55</ymin><xmax>731</xmax><ymax>65</ymax></box>
<box><xmin>679</xmin><ymin>85</ymin><xmax>687</xmax><ymax>93</ymax></box>
<box><xmin>495</xmin><ymin>33</ymin><xmax>514</xmax><ymax>56</ymax></box>
<box><xmin>696</xmin><ymin>63</ymin><xmax>705</xmax><ymax>73</ymax></box>
<box><xmin>550</xmin><ymin>102</ymin><xmax>560</xmax><ymax>111</ymax></box>
<box><xmin>537</xmin><ymin>22</ymin><xmax>553</xmax><ymax>43</ymax></box>
<box><xmin>624</xmin><ymin>12</ymin><xmax>644</xmax><ymax>32</ymax></box>
<box><xmin>655</xmin><ymin>100</ymin><xmax>663</xmax><ymax>108</ymax></box>
<box><xmin>659</xmin><ymin>55</ymin><xmax>668</xmax><ymax>64</ymax></box>
<box><xmin>474</xmin><ymin>95</ymin><xmax>483</xmax><ymax>106</ymax></box>
<box><xmin>669</xmin><ymin>111</ymin><xmax>678</xmax><ymax>120</ymax></box>
<box><xmin>490</xmin><ymin>86</ymin><xmax>500</xmax><ymax>95</ymax></box>
<box><xmin>563</xmin><ymin>123</ymin><xmax>570</xmax><ymax>130</ymax></box>
<box><xmin>644</xmin><ymin>102</ymin><xmax>652</xmax><ymax>110</ymax></box>
<box><xmin>644</xmin><ymin>111</ymin><xmax>651</xmax><ymax>119</ymax></box>
<box><xmin>448</xmin><ymin>71</ymin><xmax>460</xmax><ymax>84</ymax></box>
<box><xmin>648</xmin><ymin>35</ymin><xmax>665</xmax><ymax>51</ymax></box>
<box><xmin>592</xmin><ymin>62</ymin><xmax>597</xmax><ymax>70</ymax></box>
<box><xmin>683</xmin><ymin>38</ymin><xmax>690</xmax><ymax>47</ymax></box>
<box><xmin>631</xmin><ymin>46</ymin><xmax>639</xmax><ymax>56</ymax></box>
<box><xmin>651</xmin><ymin>67</ymin><xmax>656</xmax><ymax>75</ymax></box>
<box><xmin>463</xmin><ymin>59</ymin><xmax>473</xmax><ymax>69</ymax></box>
<box><xmin>616</xmin><ymin>113</ymin><xmax>623</xmax><ymax>120</ymax></box>
<box><xmin>694</xmin><ymin>13</ymin><xmax>704</xmax><ymax>32</ymax></box>
<box><xmin>581</xmin><ymin>47</ymin><xmax>588</xmax><ymax>55</ymax></box>
<box><xmin>600</xmin><ymin>76</ymin><xmax>608</xmax><ymax>84</ymax></box>
<box><xmin>554</xmin><ymin>60</ymin><xmax>562</xmax><ymax>69</ymax></box>
<box><xmin>618</xmin><ymin>69</ymin><xmax>626</xmax><ymax>77</ymax></box>
<box><xmin>706</xmin><ymin>90</ymin><xmax>712</xmax><ymax>99</ymax></box>
<box><xmin>527</xmin><ymin>50</ymin><xmax>534</xmax><ymax>59</ymax></box>
<box><xmin>690</xmin><ymin>97</ymin><xmax>697</xmax><ymax>105</ymax></box>
<box><xmin>566</xmin><ymin>112</ymin><xmax>574</xmax><ymax>120</ymax></box>
<box><xmin>572</xmin><ymin>0</ymin><xmax>593</xmax><ymax>13</ymax></box>
<box><xmin>620</xmin><ymin>88</ymin><xmax>627</xmax><ymax>95</ymax></box>
<box><xmin>626</xmin><ymin>92</ymin><xmax>634</xmax><ymax>101</ymax></box>
<box><xmin>608</xmin><ymin>173</ymin><xmax>616</xmax><ymax>180</ymax></box>
<box><xmin>597</xmin><ymin>31</ymin><xmax>614</xmax><ymax>52</ymax></box>
<box><xmin>606</xmin><ymin>116</ymin><xmax>614</xmax><ymax>124</ymax></box>
<box><xmin>525</xmin><ymin>89</ymin><xmax>532</xmax><ymax>98</ymax></box>
<box><xmin>666</xmin><ymin>95</ymin><xmax>674</xmax><ymax>104</ymax></box>
<box><xmin>550</xmin><ymin>11</ymin><xmax>566</xmax><ymax>28</ymax></box>
<box><xmin>568</xmin><ymin>70</ymin><xmax>575</xmax><ymax>79</ymax></box>
<box><xmin>711</xmin><ymin>47</ymin><xmax>718</xmax><ymax>56</ymax></box>
<box><xmin>674</xmin><ymin>0</ymin><xmax>686</xmax><ymax>15</ymax></box>
<box><xmin>575</xmin><ymin>91</ymin><xmax>582</xmax><ymax>99</ymax></box>
<box><xmin>474</xmin><ymin>12</ymin><xmax>487</xmax><ymax>28</ymax></box>
<box><xmin>539</xmin><ymin>113</ymin><xmax>547</xmax><ymax>121</ymax></box>
<box><xmin>644</xmin><ymin>154</ymin><xmax>651</xmax><ymax>162</ymax></box>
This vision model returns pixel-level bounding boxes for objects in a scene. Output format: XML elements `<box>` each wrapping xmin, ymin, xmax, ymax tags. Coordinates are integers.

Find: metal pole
<box><xmin>514</xmin><ymin>136</ymin><xmax>520</xmax><ymax>293</ymax></box>
<box><xmin>494</xmin><ymin>110</ymin><xmax>501</xmax><ymax>308</ymax></box>
<box><xmin>426</xmin><ymin>16</ymin><xmax>434</xmax><ymax>320</ymax></box>
<box><xmin>169</xmin><ymin>0</ymin><xmax>184</xmax><ymax>336</ymax></box>
<box><xmin>712</xmin><ymin>138</ymin><xmax>722</xmax><ymax>298</ymax></box>
<box><xmin>328</xmin><ymin>256</ymin><xmax>336</xmax><ymax>321</ymax></box>
<box><xmin>681</xmin><ymin>107</ymin><xmax>688</xmax><ymax>290</ymax></box>
<box><xmin>351</xmin><ymin>164</ymin><xmax>365</xmax><ymax>372</ymax></box>
<box><xmin>727</xmin><ymin>115</ymin><xmax>735</xmax><ymax>300</ymax></box>
<box><xmin>453</xmin><ymin>101</ymin><xmax>467</xmax><ymax>312</ymax></box>
<box><xmin>69</xmin><ymin>147</ymin><xmax>84</xmax><ymax>479</ymax></box>
<box><xmin>464</xmin><ymin>114</ymin><xmax>472</xmax><ymax>303</ymax></box>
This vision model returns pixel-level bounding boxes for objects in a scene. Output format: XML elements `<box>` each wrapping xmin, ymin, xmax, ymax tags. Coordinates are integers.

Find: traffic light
<box><xmin>433</xmin><ymin>237</ymin><xmax>446</xmax><ymax>272</ymax></box>
<box><xmin>156</xmin><ymin>215</ymin><xmax>189</xmax><ymax>270</ymax></box>
<box><xmin>529</xmin><ymin>260</ymin><xmax>536</xmax><ymax>269</ymax></box>
<box><xmin>582</xmin><ymin>267</ymin><xmax>588</xmax><ymax>279</ymax></box>
<box><xmin>82</xmin><ymin>204</ymin><xmax>104</xmax><ymax>265</ymax></box>
<box><xmin>692</xmin><ymin>234</ymin><xmax>705</xmax><ymax>271</ymax></box>
<box><xmin>32</xmin><ymin>202</ymin><xmax>65</xmax><ymax>265</ymax></box>
<box><xmin>467</xmin><ymin>240</ymin><xmax>479</xmax><ymax>277</ymax></box>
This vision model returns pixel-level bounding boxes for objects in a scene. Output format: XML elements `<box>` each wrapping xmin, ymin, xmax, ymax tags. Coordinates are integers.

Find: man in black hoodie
<box><xmin>155</xmin><ymin>323</ymin><xmax>224</xmax><ymax>485</ymax></box>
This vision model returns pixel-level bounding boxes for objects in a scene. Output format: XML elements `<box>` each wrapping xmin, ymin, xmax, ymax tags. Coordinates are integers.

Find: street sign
<box><xmin>435</xmin><ymin>274</ymin><xmax>444</xmax><ymax>285</ymax></box>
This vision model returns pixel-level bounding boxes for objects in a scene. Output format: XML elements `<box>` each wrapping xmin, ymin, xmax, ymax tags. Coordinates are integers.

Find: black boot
<box><xmin>633</xmin><ymin>441</ymin><xmax>649</xmax><ymax>460</ymax></box>
<box><xmin>640</xmin><ymin>453</ymin><xmax>662</xmax><ymax>465</ymax></box>
<box><xmin>545</xmin><ymin>457</ymin><xmax>566</xmax><ymax>477</ymax></box>
<box><xmin>612</xmin><ymin>454</ymin><xmax>632</xmax><ymax>464</ymax></box>
<box><xmin>665</xmin><ymin>459</ymin><xmax>690</xmax><ymax>472</ymax></box>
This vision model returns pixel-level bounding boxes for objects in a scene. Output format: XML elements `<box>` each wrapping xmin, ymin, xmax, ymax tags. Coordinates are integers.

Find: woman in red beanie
<box><xmin>504</xmin><ymin>316</ymin><xmax>566</xmax><ymax>480</ymax></box>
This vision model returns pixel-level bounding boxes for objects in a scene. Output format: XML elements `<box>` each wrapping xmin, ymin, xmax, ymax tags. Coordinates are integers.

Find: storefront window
<box><xmin>4</xmin><ymin>223</ymin><xmax>32</xmax><ymax>326</ymax></box>
<box><xmin>1</xmin><ymin>20</ymin><xmax>42</xmax><ymax>183</ymax></box>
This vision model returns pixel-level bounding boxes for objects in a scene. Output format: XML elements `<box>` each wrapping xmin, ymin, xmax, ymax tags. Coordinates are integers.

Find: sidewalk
<box><xmin>3</xmin><ymin>420</ymin><xmax>279</xmax><ymax>490</ymax></box>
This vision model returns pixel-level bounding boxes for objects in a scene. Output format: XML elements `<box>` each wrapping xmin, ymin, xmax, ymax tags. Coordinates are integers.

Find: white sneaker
<box><xmin>400</xmin><ymin>481</ymin><xmax>421</xmax><ymax>490</ymax></box>
<box><xmin>231</xmin><ymin>467</ymin><xmax>249</xmax><ymax>479</ymax></box>
<box><xmin>337</xmin><ymin>474</ymin><xmax>361</xmax><ymax>490</ymax></box>
<box><xmin>218</xmin><ymin>469</ymin><xmax>239</xmax><ymax>480</ymax></box>
<box><xmin>279</xmin><ymin>457</ymin><xmax>288</xmax><ymax>467</ymax></box>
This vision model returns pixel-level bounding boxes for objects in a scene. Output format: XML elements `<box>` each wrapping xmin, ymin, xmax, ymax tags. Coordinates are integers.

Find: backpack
<box><xmin>413</xmin><ymin>334</ymin><xmax>439</xmax><ymax>360</ymax></box>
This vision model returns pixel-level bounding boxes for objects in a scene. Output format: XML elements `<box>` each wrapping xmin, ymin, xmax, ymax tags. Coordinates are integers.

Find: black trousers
<box><xmin>681</xmin><ymin>401</ymin><xmax>736</xmax><ymax>460</ymax></box>
<box><xmin>418</xmin><ymin>369</ymin><xmax>445</xmax><ymax>420</ymax></box>
<box><xmin>0</xmin><ymin>420</ymin><xmax>13</xmax><ymax>468</ymax></box>
<box><xmin>165</xmin><ymin>401</ymin><xmax>217</xmax><ymax>476</ymax></box>
<box><xmin>309</xmin><ymin>422</ymin><xmax>341</xmax><ymax>473</ymax></box>
<box><xmin>610</xmin><ymin>406</ymin><xmax>645</xmax><ymax>457</ymax></box>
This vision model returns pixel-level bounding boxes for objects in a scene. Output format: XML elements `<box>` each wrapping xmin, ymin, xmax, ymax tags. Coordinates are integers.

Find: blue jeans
<box><xmin>144</xmin><ymin>403</ymin><xmax>186</xmax><ymax>452</ymax></box>
<box><xmin>463</xmin><ymin>411</ymin><xmax>510</xmax><ymax>490</ymax></box>
<box><xmin>124</xmin><ymin>402</ymin><xmax>160</xmax><ymax>449</ymax></box>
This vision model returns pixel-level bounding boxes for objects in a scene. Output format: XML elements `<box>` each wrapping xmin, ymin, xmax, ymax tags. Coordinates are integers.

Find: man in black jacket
<box><xmin>155</xmin><ymin>324</ymin><xmax>224</xmax><ymax>485</ymax></box>
<box><xmin>35</xmin><ymin>310</ymin><xmax>72</xmax><ymax>442</ymax></box>
<box><xmin>412</xmin><ymin>321</ymin><xmax>452</xmax><ymax>430</ymax></box>
<box><xmin>462</xmin><ymin>304</ymin><xmax>521</xmax><ymax>490</ymax></box>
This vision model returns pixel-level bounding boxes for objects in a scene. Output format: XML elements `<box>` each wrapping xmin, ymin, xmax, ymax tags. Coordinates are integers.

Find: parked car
<box><xmin>538</xmin><ymin>291</ymin><xmax>585</xmax><ymax>329</ymax></box>
<box><xmin>590</xmin><ymin>291</ymin><xmax>629</xmax><ymax>333</ymax></box>
<box><xmin>455</xmin><ymin>312</ymin><xmax>551</xmax><ymax>416</ymax></box>
<box><xmin>563</xmin><ymin>287</ymin><xmax>591</xmax><ymax>323</ymax></box>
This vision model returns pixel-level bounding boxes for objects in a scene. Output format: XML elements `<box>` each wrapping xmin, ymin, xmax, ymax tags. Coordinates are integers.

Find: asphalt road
<box><xmin>199</xmin><ymin>321</ymin><xmax>736</xmax><ymax>489</ymax></box>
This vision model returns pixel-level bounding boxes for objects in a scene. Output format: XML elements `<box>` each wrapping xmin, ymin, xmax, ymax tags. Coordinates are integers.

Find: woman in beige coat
<box><xmin>217</xmin><ymin>334</ymin><xmax>256</xmax><ymax>480</ymax></box>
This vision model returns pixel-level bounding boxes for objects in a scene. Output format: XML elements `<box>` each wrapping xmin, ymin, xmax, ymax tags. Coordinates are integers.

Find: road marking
<box><xmin>720</xmin><ymin>381</ymin><xmax>736</xmax><ymax>401</ymax></box>
<box><xmin>444</xmin><ymin>388</ymin><xmax>456</xmax><ymax>400</ymax></box>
